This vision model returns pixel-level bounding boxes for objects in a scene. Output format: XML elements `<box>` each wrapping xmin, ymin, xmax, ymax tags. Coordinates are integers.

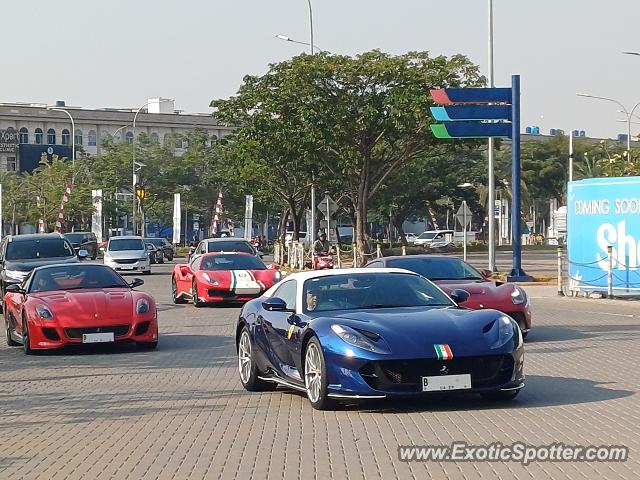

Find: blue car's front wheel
<box><xmin>304</xmin><ymin>337</ymin><xmax>334</xmax><ymax>410</ymax></box>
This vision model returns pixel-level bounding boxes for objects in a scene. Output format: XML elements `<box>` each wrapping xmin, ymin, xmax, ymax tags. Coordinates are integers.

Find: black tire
<box><xmin>172</xmin><ymin>277</ymin><xmax>187</xmax><ymax>304</ymax></box>
<box><xmin>167</xmin><ymin>253</ymin><xmax>174</xmax><ymax>261</ymax></box>
<box><xmin>192</xmin><ymin>280</ymin><xmax>204</xmax><ymax>307</ymax></box>
<box><xmin>22</xmin><ymin>317</ymin><xmax>34</xmax><ymax>355</ymax></box>
<box><xmin>5</xmin><ymin>312</ymin><xmax>19</xmax><ymax>346</ymax></box>
<box><xmin>136</xmin><ymin>341</ymin><xmax>158</xmax><ymax>350</ymax></box>
<box><xmin>237</xmin><ymin>326</ymin><xmax>275</xmax><ymax>391</ymax></box>
<box><xmin>303</xmin><ymin>337</ymin><xmax>334</xmax><ymax>410</ymax></box>
<box><xmin>143</xmin><ymin>270</ymin><xmax>151</xmax><ymax>276</ymax></box>
<box><xmin>481</xmin><ymin>389</ymin><xmax>520</xmax><ymax>402</ymax></box>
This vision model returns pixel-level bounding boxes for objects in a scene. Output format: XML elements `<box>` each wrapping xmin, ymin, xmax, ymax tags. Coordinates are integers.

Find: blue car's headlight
<box><xmin>136</xmin><ymin>298</ymin><xmax>150</xmax><ymax>314</ymax></box>
<box><xmin>331</xmin><ymin>324</ymin><xmax>390</xmax><ymax>354</ymax></box>
<box><xmin>490</xmin><ymin>316</ymin><xmax>516</xmax><ymax>349</ymax></box>
<box><xmin>511</xmin><ymin>286</ymin><xmax>526</xmax><ymax>304</ymax></box>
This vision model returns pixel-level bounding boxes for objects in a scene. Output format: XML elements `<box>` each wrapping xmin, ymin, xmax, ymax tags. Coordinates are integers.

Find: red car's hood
<box><xmin>32</xmin><ymin>288</ymin><xmax>135</xmax><ymax>325</ymax></box>
<box><xmin>200</xmin><ymin>269</ymin><xmax>278</xmax><ymax>289</ymax></box>
<box><xmin>434</xmin><ymin>279</ymin><xmax>513</xmax><ymax>309</ymax></box>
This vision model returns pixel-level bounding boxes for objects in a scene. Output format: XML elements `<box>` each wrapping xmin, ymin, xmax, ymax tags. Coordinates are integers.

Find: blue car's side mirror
<box><xmin>450</xmin><ymin>289</ymin><xmax>470</xmax><ymax>304</ymax></box>
<box><xmin>262</xmin><ymin>297</ymin><xmax>290</xmax><ymax>312</ymax></box>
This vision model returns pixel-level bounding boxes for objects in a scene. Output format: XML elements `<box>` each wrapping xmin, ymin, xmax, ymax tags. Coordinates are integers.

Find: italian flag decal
<box><xmin>434</xmin><ymin>344</ymin><xmax>454</xmax><ymax>360</ymax></box>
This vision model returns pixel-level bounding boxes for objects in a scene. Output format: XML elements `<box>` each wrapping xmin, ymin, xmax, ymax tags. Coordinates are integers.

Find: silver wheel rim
<box><xmin>238</xmin><ymin>331</ymin><xmax>252</xmax><ymax>384</ymax></box>
<box><xmin>305</xmin><ymin>343</ymin><xmax>322</xmax><ymax>403</ymax></box>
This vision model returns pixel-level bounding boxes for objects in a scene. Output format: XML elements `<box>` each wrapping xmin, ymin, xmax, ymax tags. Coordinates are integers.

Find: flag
<box><xmin>427</xmin><ymin>204</ymin><xmax>440</xmax><ymax>230</ymax></box>
<box><xmin>210</xmin><ymin>190</ymin><xmax>223</xmax><ymax>236</ymax></box>
<box><xmin>55</xmin><ymin>182</ymin><xmax>72</xmax><ymax>232</ymax></box>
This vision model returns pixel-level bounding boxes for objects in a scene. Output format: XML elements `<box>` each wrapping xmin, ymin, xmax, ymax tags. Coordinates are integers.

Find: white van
<box><xmin>413</xmin><ymin>230</ymin><xmax>454</xmax><ymax>247</ymax></box>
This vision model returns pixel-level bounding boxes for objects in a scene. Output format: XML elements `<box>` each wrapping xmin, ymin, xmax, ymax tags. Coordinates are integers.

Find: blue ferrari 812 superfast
<box><xmin>236</xmin><ymin>268</ymin><xmax>524</xmax><ymax>410</ymax></box>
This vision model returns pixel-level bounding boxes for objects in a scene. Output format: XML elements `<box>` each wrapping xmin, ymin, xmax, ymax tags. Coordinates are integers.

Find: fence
<box><xmin>558</xmin><ymin>245</ymin><xmax>640</xmax><ymax>298</ymax></box>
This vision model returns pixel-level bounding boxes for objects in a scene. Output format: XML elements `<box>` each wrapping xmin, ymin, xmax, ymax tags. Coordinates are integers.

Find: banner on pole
<box><xmin>244</xmin><ymin>195</ymin><xmax>254</xmax><ymax>240</ymax></box>
<box><xmin>91</xmin><ymin>189</ymin><xmax>103</xmax><ymax>241</ymax></box>
<box><xmin>173</xmin><ymin>193</ymin><xmax>181</xmax><ymax>244</ymax></box>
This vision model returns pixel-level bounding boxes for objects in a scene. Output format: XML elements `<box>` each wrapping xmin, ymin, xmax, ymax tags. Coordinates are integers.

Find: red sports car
<box><xmin>365</xmin><ymin>255</ymin><xmax>532</xmax><ymax>337</ymax></box>
<box><xmin>4</xmin><ymin>264</ymin><xmax>158</xmax><ymax>354</ymax></box>
<box><xmin>172</xmin><ymin>252</ymin><xmax>281</xmax><ymax>307</ymax></box>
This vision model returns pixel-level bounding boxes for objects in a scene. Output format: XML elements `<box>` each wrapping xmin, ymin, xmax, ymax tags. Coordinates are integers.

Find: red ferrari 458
<box><xmin>366</xmin><ymin>255</ymin><xmax>532</xmax><ymax>337</ymax></box>
<box><xmin>4</xmin><ymin>264</ymin><xmax>158</xmax><ymax>354</ymax></box>
<box><xmin>172</xmin><ymin>252</ymin><xmax>281</xmax><ymax>307</ymax></box>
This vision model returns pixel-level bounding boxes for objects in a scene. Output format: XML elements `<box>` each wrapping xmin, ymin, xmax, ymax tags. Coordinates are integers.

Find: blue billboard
<box><xmin>568</xmin><ymin>176</ymin><xmax>640</xmax><ymax>293</ymax></box>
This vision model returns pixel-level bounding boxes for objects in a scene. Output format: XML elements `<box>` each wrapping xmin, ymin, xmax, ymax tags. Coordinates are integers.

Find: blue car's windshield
<box><xmin>302</xmin><ymin>272</ymin><xmax>453</xmax><ymax>313</ymax></box>
<box><xmin>387</xmin><ymin>257</ymin><xmax>483</xmax><ymax>281</ymax></box>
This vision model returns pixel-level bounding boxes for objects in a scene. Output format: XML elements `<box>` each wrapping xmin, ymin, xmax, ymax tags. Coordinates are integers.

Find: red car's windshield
<box><xmin>200</xmin><ymin>255</ymin><xmax>265</xmax><ymax>271</ymax></box>
<box><xmin>29</xmin><ymin>265</ymin><xmax>129</xmax><ymax>293</ymax></box>
<box><xmin>387</xmin><ymin>258</ymin><xmax>483</xmax><ymax>281</ymax></box>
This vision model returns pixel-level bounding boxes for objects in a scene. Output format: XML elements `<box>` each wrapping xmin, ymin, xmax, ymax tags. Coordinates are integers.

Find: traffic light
<box><xmin>135</xmin><ymin>184</ymin><xmax>146</xmax><ymax>200</ymax></box>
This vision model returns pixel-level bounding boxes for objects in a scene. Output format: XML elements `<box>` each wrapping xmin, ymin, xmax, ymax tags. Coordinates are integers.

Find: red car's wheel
<box><xmin>172</xmin><ymin>277</ymin><xmax>187</xmax><ymax>304</ymax></box>
<box><xmin>5</xmin><ymin>311</ymin><xmax>19</xmax><ymax>346</ymax></box>
<box><xmin>22</xmin><ymin>317</ymin><xmax>34</xmax><ymax>355</ymax></box>
<box><xmin>192</xmin><ymin>280</ymin><xmax>204</xmax><ymax>308</ymax></box>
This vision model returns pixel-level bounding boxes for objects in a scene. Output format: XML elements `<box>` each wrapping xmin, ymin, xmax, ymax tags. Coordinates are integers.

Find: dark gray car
<box><xmin>0</xmin><ymin>233</ymin><xmax>83</xmax><ymax>310</ymax></box>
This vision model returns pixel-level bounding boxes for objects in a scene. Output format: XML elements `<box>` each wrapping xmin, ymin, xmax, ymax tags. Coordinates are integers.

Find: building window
<box><xmin>88</xmin><ymin>130</ymin><xmax>97</xmax><ymax>146</ymax></box>
<box><xmin>6</xmin><ymin>157</ymin><xmax>16</xmax><ymax>171</ymax></box>
<box><xmin>163</xmin><ymin>133</ymin><xmax>172</xmax><ymax>145</ymax></box>
<box><xmin>150</xmin><ymin>132</ymin><xmax>159</xmax><ymax>143</ymax></box>
<box><xmin>19</xmin><ymin>127</ymin><xmax>28</xmax><ymax>144</ymax></box>
<box><xmin>125</xmin><ymin>131</ymin><xmax>134</xmax><ymax>144</ymax></box>
<box><xmin>61</xmin><ymin>129</ymin><xmax>70</xmax><ymax>146</ymax></box>
<box><xmin>75</xmin><ymin>129</ymin><xmax>83</xmax><ymax>145</ymax></box>
<box><xmin>34</xmin><ymin>128</ymin><xmax>43</xmax><ymax>144</ymax></box>
<box><xmin>47</xmin><ymin>128</ymin><xmax>56</xmax><ymax>145</ymax></box>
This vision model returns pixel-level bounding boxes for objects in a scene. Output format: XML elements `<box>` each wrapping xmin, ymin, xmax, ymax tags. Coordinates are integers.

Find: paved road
<box><xmin>0</xmin><ymin>262</ymin><xmax>638</xmax><ymax>479</ymax></box>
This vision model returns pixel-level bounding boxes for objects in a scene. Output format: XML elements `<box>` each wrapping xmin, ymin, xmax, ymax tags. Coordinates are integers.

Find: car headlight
<box><xmin>490</xmin><ymin>316</ymin><xmax>515</xmax><ymax>349</ymax></box>
<box><xmin>36</xmin><ymin>304</ymin><xmax>53</xmax><ymax>319</ymax></box>
<box><xmin>511</xmin><ymin>286</ymin><xmax>526</xmax><ymax>304</ymax></box>
<box><xmin>140</xmin><ymin>253</ymin><xmax>149</xmax><ymax>260</ymax></box>
<box><xmin>273</xmin><ymin>271</ymin><xmax>282</xmax><ymax>282</ymax></box>
<box><xmin>331</xmin><ymin>324</ymin><xmax>390</xmax><ymax>354</ymax></box>
<box><xmin>136</xmin><ymin>298</ymin><xmax>150</xmax><ymax>314</ymax></box>
<box><xmin>202</xmin><ymin>272</ymin><xmax>219</xmax><ymax>285</ymax></box>
<box><xmin>5</xmin><ymin>269</ymin><xmax>28</xmax><ymax>281</ymax></box>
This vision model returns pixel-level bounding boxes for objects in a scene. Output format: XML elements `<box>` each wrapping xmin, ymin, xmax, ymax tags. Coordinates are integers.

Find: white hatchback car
<box><xmin>103</xmin><ymin>236</ymin><xmax>150</xmax><ymax>275</ymax></box>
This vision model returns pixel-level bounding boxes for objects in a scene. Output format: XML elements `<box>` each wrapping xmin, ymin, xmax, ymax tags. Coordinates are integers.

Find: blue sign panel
<box><xmin>568</xmin><ymin>177</ymin><xmax>640</xmax><ymax>293</ymax></box>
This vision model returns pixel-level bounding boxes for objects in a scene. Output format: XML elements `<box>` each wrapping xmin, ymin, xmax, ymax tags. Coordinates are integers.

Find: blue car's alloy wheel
<box><xmin>237</xmin><ymin>327</ymin><xmax>276</xmax><ymax>392</ymax></box>
<box><xmin>304</xmin><ymin>337</ymin><xmax>333</xmax><ymax>410</ymax></box>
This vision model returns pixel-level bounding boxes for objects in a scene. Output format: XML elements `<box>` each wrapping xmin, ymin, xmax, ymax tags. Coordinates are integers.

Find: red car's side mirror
<box><xmin>480</xmin><ymin>269</ymin><xmax>493</xmax><ymax>278</ymax></box>
<box><xmin>180</xmin><ymin>265</ymin><xmax>191</xmax><ymax>276</ymax></box>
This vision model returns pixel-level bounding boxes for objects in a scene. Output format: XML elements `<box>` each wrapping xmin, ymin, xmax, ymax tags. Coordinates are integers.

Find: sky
<box><xmin>4</xmin><ymin>0</ymin><xmax>640</xmax><ymax>139</ymax></box>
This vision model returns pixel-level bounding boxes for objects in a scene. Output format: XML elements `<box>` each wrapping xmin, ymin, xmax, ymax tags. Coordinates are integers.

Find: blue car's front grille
<box><xmin>359</xmin><ymin>355</ymin><xmax>514</xmax><ymax>392</ymax></box>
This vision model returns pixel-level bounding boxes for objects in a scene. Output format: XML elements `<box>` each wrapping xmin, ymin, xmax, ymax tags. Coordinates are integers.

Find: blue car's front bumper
<box><xmin>319</xmin><ymin>338</ymin><xmax>525</xmax><ymax>399</ymax></box>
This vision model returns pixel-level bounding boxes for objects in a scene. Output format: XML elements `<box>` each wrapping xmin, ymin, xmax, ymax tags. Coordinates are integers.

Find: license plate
<box><xmin>82</xmin><ymin>332</ymin><xmax>114</xmax><ymax>343</ymax></box>
<box><xmin>422</xmin><ymin>374</ymin><xmax>471</xmax><ymax>392</ymax></box>
<box><xmin>120</xmin><ymin>265</ymin><xmax>135</xmax><ymax>270</ymax></box>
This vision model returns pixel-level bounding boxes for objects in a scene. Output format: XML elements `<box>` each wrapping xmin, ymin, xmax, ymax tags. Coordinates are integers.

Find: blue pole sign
<box><xmin>567</xmin><ymin>176</ymin><xmax>640</xmax><ymax>293</ymax></box>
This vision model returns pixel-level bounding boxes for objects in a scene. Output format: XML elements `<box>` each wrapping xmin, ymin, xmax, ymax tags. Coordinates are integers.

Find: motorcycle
<box><xmin>313</xmin><ymin>251</ymin><xmax>334</xmax><ymax>270</ymax></box>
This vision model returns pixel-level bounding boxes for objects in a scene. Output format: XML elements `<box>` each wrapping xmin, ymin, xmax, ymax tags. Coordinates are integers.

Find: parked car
<box><xmin>144</xmin><ymin>237</ymin><xmax>174</xmax><ymax>261</ymax></box>
<box><xmin>365</xmin><ymin>255</ymin><xmax>532</xmax><ymax>337</ymax></box>
<box><xmin>0</xmin><ymin>233</ymin><xmax>84</xmax><ymax>310</ymax></box>
<box><xmin>413</xmin><ymin>230</ymin><xmax>455</xmax><ymax>247</ymax></box>
<box><xmin>145</xmin><ymin>242</ymin><xmax>164</xmax><ymax>264</ymax></box>
<box><xmin>4</xmin><ymin>263</ymin><xmax>157</xmax><ymax>353</ymax></box>
<box><xmin>63</xmin><ymin>232</ymin><xmax>98</xmax><ymax>260</ymax></box>
<box><xmin>103</xmin><ymin>236</ymin><xmax>150</xmax><ymax>275</ymax></box>
<box><xmin>403</xmin><ymin>233</ymin><xmax>419</xmax><ymax>244</ymax></box>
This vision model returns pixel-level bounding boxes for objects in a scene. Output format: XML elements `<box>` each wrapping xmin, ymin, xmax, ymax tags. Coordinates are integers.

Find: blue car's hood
<box><xmin>315</xmin><ymin>306</ymin><xmax>506</xmax><ymax>358</ymax></box>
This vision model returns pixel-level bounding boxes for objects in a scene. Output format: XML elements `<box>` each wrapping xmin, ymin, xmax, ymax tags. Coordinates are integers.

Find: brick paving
<box><xmin>0</xmin><ymin>265</ymin><xmax>638</xmax><ymax>479</ymax></box>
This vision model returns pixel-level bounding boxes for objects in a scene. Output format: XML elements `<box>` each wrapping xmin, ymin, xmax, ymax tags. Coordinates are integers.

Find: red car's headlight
<box><xmin>36</xmin><ymin>304</ymin><xmax>53</xmax><ymax>319</ymax></box>
<box><xmin>136</xmin><ymin>298</ymin><xmax>150</xmax><ymax>314</ymax></box>
<box><xmin>511</xmin><ymin>287</ymin><xmax>526</xmax><ymax>305</ymax></box>
<box><xmin>202</xmin><ymin>272</ymin><xmax>219</xmax><ymax>286</ymax></box>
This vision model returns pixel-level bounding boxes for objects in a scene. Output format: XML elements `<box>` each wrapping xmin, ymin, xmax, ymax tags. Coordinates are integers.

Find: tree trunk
<box><xmin>278</xmin><ymin>208</ymin><xmax>289</xmax><ymax>243</ymax></box>
<box><xmin>394</xmin><ymin>214</ymin><xmax>408</xmax><ymax>246</ymax></box>
<box><xmin>353</xmin><ymin>196</ymin><xmax>370</xmax><ymax>267</ymax></box>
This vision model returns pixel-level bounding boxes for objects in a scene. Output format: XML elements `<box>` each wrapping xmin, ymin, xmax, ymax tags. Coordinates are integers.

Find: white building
<box><xmin>0</xmin><ymin>99</ymin><xmax>233</xmax><ymax>172</ymax></box>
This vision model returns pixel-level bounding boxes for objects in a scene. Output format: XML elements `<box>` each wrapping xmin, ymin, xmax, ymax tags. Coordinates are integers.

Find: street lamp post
<box><xmin>274</xmin><ymin>34</ymin><xmax>323</xmax><ymax>53</ymax></box>
<box><xmin>576</xmin><ymin>93</ymin><xmax>640</xmax><ymax>159</ymax></box>
<box><xmin>487</xmin><ymin>0</ymin><xmax>496</xmax><ymax>272</ymax></box>
<box><xmin>306</xmin><ymin>0</ymin><xmax>314</xmax><ymax>55</ymax></box>
<box><xmin>47</xmin><ymin>106</ymin><xmax>75</xmax><ymax>181</ymax></box>
<box><xmin>112</xmin><ymin>125</ymin><xmax>130</xmax><ymax>142</ymax></box>
<box><xmin>132</xmin><ymin>99</ymin><xmax>172</xmax><ymax>236</ymax></box>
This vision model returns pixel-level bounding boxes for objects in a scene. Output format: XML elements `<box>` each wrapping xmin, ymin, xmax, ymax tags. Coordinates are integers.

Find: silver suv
<box><xmin>103</xmin><ymin>236</ymin><xmax>150</xmax><ymax>275</ymax></box>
